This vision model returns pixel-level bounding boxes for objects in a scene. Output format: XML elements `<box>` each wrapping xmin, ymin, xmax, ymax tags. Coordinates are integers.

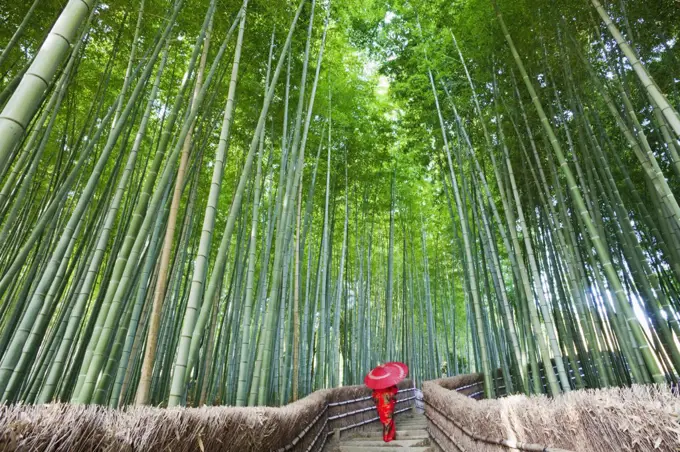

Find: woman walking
<box><xmin>364</xmin><ymin>362</ymin><xmax>409</xmax><ymax>442</ymax></box>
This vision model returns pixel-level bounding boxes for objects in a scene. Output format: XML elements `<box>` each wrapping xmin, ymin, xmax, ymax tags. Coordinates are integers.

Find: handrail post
<box><xmin>413</xmin><ymin>383</ymin><xmax>418</xmax><ymax>414</ymax></box>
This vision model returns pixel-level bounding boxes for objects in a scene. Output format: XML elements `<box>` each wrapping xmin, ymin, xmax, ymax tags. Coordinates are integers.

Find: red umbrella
<box><xmin>385</xmin><ymin>362</ymin><xmax>408</xmax><ymax>377</ymax></box>
<box><xmin>364</xmin><ymin>362</ymin><xmax>409</xmax><ymax>390</ymax></box>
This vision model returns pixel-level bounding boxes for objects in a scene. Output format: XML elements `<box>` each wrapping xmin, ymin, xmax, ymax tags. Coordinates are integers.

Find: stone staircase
<box><xmin>330</xmin><ymin>413</ymin><xmax>435</xmax><ymax>451</ymax></box>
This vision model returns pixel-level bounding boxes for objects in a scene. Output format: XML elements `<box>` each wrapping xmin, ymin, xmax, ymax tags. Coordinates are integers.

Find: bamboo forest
<box><xmin>1</xmin><ymin>0</ymin><xmax>680</xmax><ymax>448</ymax></box>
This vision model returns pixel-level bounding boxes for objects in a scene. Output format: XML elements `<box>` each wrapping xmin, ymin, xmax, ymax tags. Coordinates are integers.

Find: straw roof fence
<box><xmin>424</xmin><ymin>374</ymin><xmax>680</xmax><ymax>452</ymax></box>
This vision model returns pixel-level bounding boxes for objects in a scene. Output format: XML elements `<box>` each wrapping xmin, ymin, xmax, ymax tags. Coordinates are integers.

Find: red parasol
<box><xmin>364</xmin><ymin>362</ymin><xmax>409</xmax><ymax>390</ymax></box>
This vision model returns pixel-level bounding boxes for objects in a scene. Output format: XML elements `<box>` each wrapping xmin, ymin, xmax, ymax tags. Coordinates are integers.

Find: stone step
<box><xmin>342</xmin><ymin>438</ymin><xmax>430</xmax><ymax>448</ymax></box>
<box><xmin>365</xmin><ymin>422</ymin><xmax>428</xmax><ymax>431</ymax></box>
<box><xmin>394</xmin><ymin>416</ymin><xmax>421</xmax><ymax>421</ymax></box>
<box><xmin>362</xmin><ymin>428</ymin><xmax>428</xmax><ymax>436</ymax></box>
<box><xmin>332</xmin><ymin>415</ymin><xmax>432</xmax><ymax>451</ymax></box>
<box><xmin>349</xmin><ymin>430</ymin><xmax>430</xmax><ymax>439</ymax></box>
<box><xmin>375</xmin><ymin>417</ymin><xmax>425</xmax><ymax>423</ymax></box>
<box><xmin>338</xmin><ymin>447</ymin><xmax>434</xmax><ymax>452</ymax></box>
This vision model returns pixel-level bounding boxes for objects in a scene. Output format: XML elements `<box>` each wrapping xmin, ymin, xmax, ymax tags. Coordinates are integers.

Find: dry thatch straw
<box><xmin>424</xmin><ymin>375</ymin><xmax>680</xmax><ymax>452</ymax></box>
<box><xmin>0</xmin><ymin>380</ymin><xmax>414</xmax><ymax>452</ymax></box>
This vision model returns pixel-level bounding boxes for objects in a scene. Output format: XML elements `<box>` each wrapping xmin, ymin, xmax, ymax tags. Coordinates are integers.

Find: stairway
<box><xmin>331</xmin><ymin>413</ymin><xmax>435</xmax><ymax>451</ymax></box>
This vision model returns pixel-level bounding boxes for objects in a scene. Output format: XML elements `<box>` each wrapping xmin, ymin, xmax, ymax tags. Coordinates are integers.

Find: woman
<box><xmin>364</xmin><ymin>362</ymin><xmax>408</xmax><ymax>443</ymax></box>
<box><xmin>372</xmin><ymin>384</ymin><xmax>398</xmax><ymax>442</ymax></box>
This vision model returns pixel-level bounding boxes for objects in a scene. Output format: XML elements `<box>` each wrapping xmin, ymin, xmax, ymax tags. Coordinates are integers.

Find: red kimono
<box><xmin>372</xmin><ymin>385</ymin><xmax>398</xmax><ymax>442</ymax></box>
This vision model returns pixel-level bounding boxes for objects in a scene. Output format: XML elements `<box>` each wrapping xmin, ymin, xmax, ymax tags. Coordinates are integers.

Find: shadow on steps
<box><xmin>327</xmin><ymin>413</ymin><xmax>436</xmax><ymax>452</ymax></box>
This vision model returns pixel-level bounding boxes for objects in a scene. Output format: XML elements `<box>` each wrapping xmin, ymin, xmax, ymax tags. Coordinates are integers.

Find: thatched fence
<box><xmin>424</xmin><ymin>374</ymin><xmax>680</xmax><ymax>452</ymax></box>
<box><xmin>0</xmin><ymin>380</ymin><xmax>415</xmax><ymax>452</ymax></box>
